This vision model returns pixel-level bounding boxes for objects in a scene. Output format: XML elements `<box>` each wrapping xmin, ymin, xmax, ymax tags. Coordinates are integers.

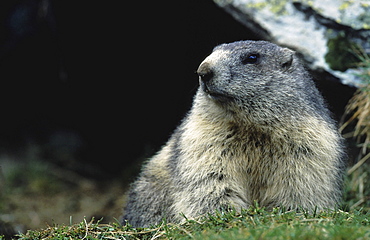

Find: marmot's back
<box><xmin>122</xmin><ymin>40</ymin><xmax>345</xmax><ymax>227</ymax></box>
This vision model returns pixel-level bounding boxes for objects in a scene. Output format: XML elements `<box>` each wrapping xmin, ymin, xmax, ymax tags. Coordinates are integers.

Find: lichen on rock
<box><xmin>325</xmin><ymin>34</ymin><xmax>360</xmax><ymax>72</ymax></box>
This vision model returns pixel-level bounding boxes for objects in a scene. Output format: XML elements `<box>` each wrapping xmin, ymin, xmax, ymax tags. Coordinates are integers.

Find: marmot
<box><xmin>123</xmin><ymin>40</ymin><xmax>345</xmax><ymax>227</ymax></box>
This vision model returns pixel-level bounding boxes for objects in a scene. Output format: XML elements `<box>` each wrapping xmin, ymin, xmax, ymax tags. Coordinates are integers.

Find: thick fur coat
<box><xmin>123</xmin><ymin>41</ymin><xmax>345</xmax><ymax>227</ymax></box>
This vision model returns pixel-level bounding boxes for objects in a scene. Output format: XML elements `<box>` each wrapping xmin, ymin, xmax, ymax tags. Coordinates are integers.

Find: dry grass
<box><xmin>340</xmin><ymin>46</ymin><xmax>370</xmax><ymax>210</ymax></box>
<box><xmin>341</xmin><ymin>88</ymin><xmax>370</xmax><ymax>174</ymax></box>
<box><xmin>340</xmin><ymin>46</ymin><xmax>370</xmax><ymax>167</ymax></box>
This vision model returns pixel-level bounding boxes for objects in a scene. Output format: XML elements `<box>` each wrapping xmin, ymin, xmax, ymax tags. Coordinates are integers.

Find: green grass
<box><xmin>11</xmin><ymin>206</ymin><xmax>370</xmax><ymax>240</ymax></box>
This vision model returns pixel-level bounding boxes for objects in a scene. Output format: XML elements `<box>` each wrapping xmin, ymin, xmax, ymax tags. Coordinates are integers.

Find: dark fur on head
<box><xmin>197</xmin><ymin>41</ymin><xmax>331</xmax><ymax>124</ymax></box>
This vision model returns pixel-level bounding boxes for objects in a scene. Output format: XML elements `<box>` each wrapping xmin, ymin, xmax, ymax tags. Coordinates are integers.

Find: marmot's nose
<box><xmin>197</xmin><ymin>62</ymin><xmax>214</xmax><ymax>83</ymax></box>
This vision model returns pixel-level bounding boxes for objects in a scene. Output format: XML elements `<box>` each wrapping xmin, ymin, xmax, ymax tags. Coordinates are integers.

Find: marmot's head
<box><xmin>196</xmin><ymin>40</ymin><xmax>324</xmax><ymax>122</ymax></box>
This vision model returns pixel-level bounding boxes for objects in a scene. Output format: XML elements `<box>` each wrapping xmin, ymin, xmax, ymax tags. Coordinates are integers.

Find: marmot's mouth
<box><xmin>200</xmin><ymin>82</ymin><xmax>233</xmax><ymax>102</ymax></box>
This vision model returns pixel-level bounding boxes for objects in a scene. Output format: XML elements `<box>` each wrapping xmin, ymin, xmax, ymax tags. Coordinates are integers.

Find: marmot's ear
<box><xmin>280</xmin><ymin>48</ymin><xmax>294</xmax><ymax>71</ymax></box>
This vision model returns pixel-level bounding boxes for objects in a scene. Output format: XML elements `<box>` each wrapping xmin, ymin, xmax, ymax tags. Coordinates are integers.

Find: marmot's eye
<box><xmin>241</xmin><ymin>54</ymin><xmax>259</xmax><ymax>64</ymax></box>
